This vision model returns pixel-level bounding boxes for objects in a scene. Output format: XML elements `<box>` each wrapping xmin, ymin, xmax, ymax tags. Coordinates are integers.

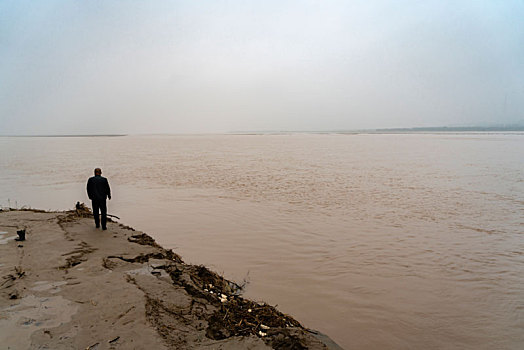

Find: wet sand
<box><xmin>0</xmin><ymin>207</ymin><xmax>341</xmax><ymax>349</ymax></box>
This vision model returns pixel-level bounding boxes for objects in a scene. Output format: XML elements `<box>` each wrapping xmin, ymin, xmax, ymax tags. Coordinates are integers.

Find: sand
<box><xmin>0</xmin><ymin>207</ymin><xmax>342</xmax><ymax>349</ymax></box>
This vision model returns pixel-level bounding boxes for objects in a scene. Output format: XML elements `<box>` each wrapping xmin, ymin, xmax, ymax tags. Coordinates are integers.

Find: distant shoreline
<box><xmin>2</xmin><ymin>126</ymin><xmax>524</xmax><ymax>138</ymax></box>
<box><xmin>229</xmin><ymin>125</ymin><xmax>524</xmax><ymax>135</ymax></box>
<box><xmin>0</xmin><ymin>134</ymin><xmax>127</xmax><ymax>138</ymax></box>
<box><xmin>371</xmin><ymin>126</ymin><xmax>524</xmax><ymax>132</ymax></box>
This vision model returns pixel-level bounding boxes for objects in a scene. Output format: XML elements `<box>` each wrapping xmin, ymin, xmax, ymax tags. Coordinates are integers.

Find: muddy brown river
<box><xmin>1</xmin><ymin>133</ymin><xmax>523</xmax><ymax>349</ymax></box>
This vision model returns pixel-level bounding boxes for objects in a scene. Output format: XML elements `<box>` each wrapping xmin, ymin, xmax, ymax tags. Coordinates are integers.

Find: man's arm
<box><xmin>86</xmin><ymin>178</ymin><xmax>93</xmax><ymax>200</ymax></box>
<box><xmin>106</xmin><ymin>179</ymin><xmax>111</xmax><ymax>200</ymax></box>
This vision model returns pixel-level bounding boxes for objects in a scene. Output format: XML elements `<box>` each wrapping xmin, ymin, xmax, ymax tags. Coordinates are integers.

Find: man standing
<box><xmin>86</xmin><ymin>168</ymin><xmax>111</xmax><ymax>230</ymax></box>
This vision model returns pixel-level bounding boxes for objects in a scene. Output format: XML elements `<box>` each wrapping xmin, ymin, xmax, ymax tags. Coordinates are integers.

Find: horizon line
<box><xmin>1</xmin><ymin>124</ymin><xmax>524</xmax><ymax>137</ymax></box>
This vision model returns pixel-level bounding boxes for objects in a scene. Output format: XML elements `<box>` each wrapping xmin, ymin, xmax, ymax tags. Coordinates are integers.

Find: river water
<box><xmin>1</xmin><ymin>133</ymin><xmax>523</xmax><ymax>349</ymax></box>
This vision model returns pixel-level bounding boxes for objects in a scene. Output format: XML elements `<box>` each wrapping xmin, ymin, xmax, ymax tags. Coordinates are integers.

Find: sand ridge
<box><xmin>0</xmin><ymin>208</ymin><xmax>340</xmax><ymax>349</ymax></box>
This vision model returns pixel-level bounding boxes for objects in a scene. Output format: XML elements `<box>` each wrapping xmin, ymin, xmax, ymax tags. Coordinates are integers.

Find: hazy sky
<box><xmin>1</xmin><ymin>1</ymin><xmax>523</xmax><ymax>134</ymax></box>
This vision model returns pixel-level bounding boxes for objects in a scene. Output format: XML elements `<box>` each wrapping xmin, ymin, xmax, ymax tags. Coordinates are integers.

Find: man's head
<box><xmin>94</xmin><ymin>168</ymin><xmax>102</xmax><ymax>176</ymax></box>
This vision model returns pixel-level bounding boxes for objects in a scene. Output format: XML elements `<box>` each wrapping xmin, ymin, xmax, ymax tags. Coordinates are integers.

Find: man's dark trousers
<box><xmin>92</xmin><ymin>199</ymin><xmax>107</xmax><ymax>229</ymax></box>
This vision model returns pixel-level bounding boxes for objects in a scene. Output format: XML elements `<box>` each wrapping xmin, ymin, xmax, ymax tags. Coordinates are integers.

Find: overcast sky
<box><xmin>1</xmin><ymin>1</ymin><xmax>523</xmax><ymax>135</ymax></box>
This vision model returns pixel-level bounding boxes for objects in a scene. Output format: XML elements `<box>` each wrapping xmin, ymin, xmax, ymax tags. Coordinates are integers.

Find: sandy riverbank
<box><xmin>0</xmin><ymin>206</ymin><xmax>341</xmax><ymax>349</ymax></box>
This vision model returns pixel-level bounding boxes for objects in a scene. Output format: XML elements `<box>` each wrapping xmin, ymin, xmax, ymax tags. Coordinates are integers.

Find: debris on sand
<box><xmin>128</xmin><ymin>233</ymin><xmax>161</xmax><ymax>248</ymax></box>
<box><xmin>15</xmin><ymin>229</ymin><xmax>25</xmax><ymax>241</ymax></box>
<box><xmin>0</xmin><ymin>207</ymin><xmax>338</xmax><ymax>349</ymax></box>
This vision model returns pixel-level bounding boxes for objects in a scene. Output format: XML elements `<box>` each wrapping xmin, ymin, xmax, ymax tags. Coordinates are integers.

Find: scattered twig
<box><xmin>108</xmin><ymin>336</ymin><xmax>120</xmax><ymax>344</ymax></box>
<box><xmin>0</xmin><ymin>275</ymin><xmax>16</xmax><ymax>288</ymax></box>
<box><xmin>112</xmin><ymin>306</ymin><xmax>135</xmax><ymax>325</ymax></box>
<box><xmin>86</xmin><ymin>342</ymin><xmax>99</xmax><ymax>350</ymax></box>
<box><xmin>14</xmin><ymin>266</ymin><xmax>25</xmax><ymax>278</ymax></box>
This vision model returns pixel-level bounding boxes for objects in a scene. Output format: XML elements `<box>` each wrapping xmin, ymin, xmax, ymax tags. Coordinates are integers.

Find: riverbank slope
<box><xmin>0</xmin><ymin>207</ymin><xmax>341</xmax><ymax>349</ymax></box>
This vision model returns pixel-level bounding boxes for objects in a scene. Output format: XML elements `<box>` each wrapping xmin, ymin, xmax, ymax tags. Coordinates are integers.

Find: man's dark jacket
<box><xmin>87</xmin><ymin>175</ymin><xmax>111</xmax><ymax>202</ymax></box>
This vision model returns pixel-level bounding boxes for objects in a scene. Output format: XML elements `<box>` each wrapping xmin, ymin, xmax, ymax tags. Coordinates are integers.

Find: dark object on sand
<box><xmin>76</xmin><ymin>201</ymin><xmax>120</xmax><ymax>220</ymax></box>
<box><xmin>15</xmin><ymin>229</ymin><xmax>25</xmax><ymax>241</ymax></box>
<box><xmin>9</xmin><ymin>290</ymin><xmax>20</xmax><ymax>299</ymax></box>
<box><xmin>108</xmin><ymin>336</ymin><xmax>120</xmax><ymax>344</ymax></box>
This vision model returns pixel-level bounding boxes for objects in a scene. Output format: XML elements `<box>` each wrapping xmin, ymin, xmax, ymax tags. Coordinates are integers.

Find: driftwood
<box><xmin>105</xmin><ymin>213</ymin><xmax>120</xmax><ymax>220</ymax></box>
<box><xmin>75</xmin><ymin>202</ymin><xmax>120</xmax><ymax>220</ymax></box>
